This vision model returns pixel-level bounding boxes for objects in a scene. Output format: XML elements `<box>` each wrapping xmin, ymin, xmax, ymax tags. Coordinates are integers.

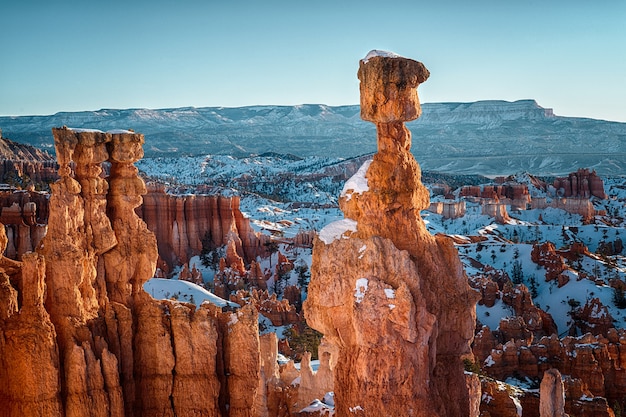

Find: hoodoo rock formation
<box><xmin>0</xmin><ymin>126</ymin><xmax>348</xmax><ymax>417</ymax></box>
<box><xmin>554</xmin><ymin>168</ymin><xmax>607</xmax><ymax>200</ymax></box>
<box><xmin>0</xmin><ymin>127</ymin><xmax>257</xmax><ymax>417</ymax></box>
<box><xmin>304</xmin><ymin>50</ymin><xmax>479</xmax><ymax>416</ymax></box>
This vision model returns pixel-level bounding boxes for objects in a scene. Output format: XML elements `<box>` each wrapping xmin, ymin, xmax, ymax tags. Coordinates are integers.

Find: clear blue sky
<box><xmin>2</xmin><ymin>0</ymin><xmax>625</xmax><ymax>121</ymax></box>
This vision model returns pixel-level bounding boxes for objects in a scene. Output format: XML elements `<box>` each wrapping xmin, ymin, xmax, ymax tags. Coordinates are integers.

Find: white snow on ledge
<box><xmin>362</xmin><ymin>49</ymin><xmax>402</xmax><ymax>63</ymax></box>
<box><xmin>144</xmin><ymin>278</ymin><xmax>239</xmax><ymax>309</ymax></box>
<box><xmin>318</xmin><ymin>218</ymin><xmax>358</xmax><ymax>244</ymax></box>
<box><xmin>341</xmin><ymin>159</ymin><xmax>372</xmax><ymax>201</ymax></box>
<box><xmin>66</xmin><ymin>127</ymin><xmax>135</xmax><ymax>134</ymax></box>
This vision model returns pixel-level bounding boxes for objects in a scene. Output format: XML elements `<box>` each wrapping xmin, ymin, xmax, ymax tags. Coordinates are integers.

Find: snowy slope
<box><xmin>144</xmin><ymin>278</ymin><xmax>239</xmax><ymax>308</ymax></box>
<box><xmin>138</xmin><ymin>151</ymin><xmax>626</xmax><ymax>336</ymax></box>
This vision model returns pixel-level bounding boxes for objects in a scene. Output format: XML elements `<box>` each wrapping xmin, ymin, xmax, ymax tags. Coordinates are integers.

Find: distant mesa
<box><xmin>2</xmin><ymin>98</ymin><xmax>626</xmax><ymax>175</ymax></box>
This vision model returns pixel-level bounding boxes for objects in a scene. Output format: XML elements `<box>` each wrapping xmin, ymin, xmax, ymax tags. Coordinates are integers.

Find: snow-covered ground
<box><xmin>144</xmin><ymin>278</ymin><xmax>239</xmax><ymax>308</ymax></box>
<box><xmin>139</xmin><ymin>153</ymin><xmax>626</xmax><ymax>339</ymax></box>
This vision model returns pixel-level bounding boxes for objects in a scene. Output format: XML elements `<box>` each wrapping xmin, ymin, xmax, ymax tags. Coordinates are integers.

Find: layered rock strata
<box><xmin>305</xmin><ymin>50</ymin><xmax>479</xmax><ymax>416</ymax></box>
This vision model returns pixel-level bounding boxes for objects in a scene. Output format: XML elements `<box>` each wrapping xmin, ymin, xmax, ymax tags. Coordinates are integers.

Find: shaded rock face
<box><xmin>305</xmin><ymin>51</ymin><xmax>479</xmax><ymax>416</ymax></box>
<box><xmin>0</xmin><ymin>131</ymin><xmax>58</xmax><ymax>188</ymax></box>
<box><xmin>138</xmin><ymin>183</ymin><xmax>264</xmax><ymax>271</ymax></box>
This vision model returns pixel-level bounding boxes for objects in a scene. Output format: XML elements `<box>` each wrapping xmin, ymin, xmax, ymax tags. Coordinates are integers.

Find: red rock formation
<box><xmin>0</xmin><ymin>190</ymin><xmax>49</xmax><ymax>259</ymax></box>
<box><xmin>476</xmin><ymin>329</ymin><xmax>626</xmax><ymax>413</ymax></box>
<box><xmin>501</xmin><ymin>284</ymin><xmax>558</xmax><ymax>339</ymax></box>
<box><xmin>479</xmin><ymin>378</ymin><xmax>523</xmax><ymax>417</ymax></box>
<box><xmin>231</xmin><ymin>289</ymin><xmax>299</xmax><ymax>327</ymax></box>
<box><xmin>563</xmin><ymin>376</ymin><xmax>615</xmax><ymax>417</ymax></box>
<box><xmin>305</xmin><ymin>51</ymin><xmax>479</xmax><ymax>416</ymax></box>
<box><xmin>554</xmin><ymin>169</ymin><xmax>607</xmax><ymax>200</ymax></box>
<box><xmin>531</xmin><ymin>242</ymin><xmax>569</xmax><ymax>286</ymax></box>
<box><xmin>138</xmin><ymin>182</ymin><xmax>265</xmax><ymax>269</ymax></box>
<box><xmin>460</xmin><ymin>183</ymin><xmax>530</xmax><ymax>210</ymax></box>
<box><xmin>571</xmin><ymin>298</ymin><xmax>614</xmax><ymax>336</ymax></box>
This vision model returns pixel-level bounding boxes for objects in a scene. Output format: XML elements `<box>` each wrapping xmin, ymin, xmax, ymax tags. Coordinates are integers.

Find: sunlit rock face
<box><xmin>305</xmin><ymin>51</ymin><xmax>479</xmax><ymax>417</ymax></box>
<box><xmin>0</xmin><ymin>127</ymin><xmax>263</xmax><ymax>417</ymax></box>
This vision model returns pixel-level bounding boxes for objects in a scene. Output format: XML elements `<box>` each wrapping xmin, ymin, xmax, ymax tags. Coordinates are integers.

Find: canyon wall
<box><xmin>0</xmin><ymin>128</ymin><xmax>264</xmax><ymax>417</ymax></box>
<box><xmin>138</xmin><ymin>183</ymin><xmax>265</xmax><ymax>271</ymax></box>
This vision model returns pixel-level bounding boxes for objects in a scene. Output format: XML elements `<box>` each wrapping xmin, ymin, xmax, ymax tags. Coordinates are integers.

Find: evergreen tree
<box><xmin>511</xmin><ymin>260</ymin><xmax>523</xmax><ymax>285</ymax></box>
<box><xmin>613</xmin><ymin>287</ymin><xmax>626</xmax><ymax>309</ymax></box>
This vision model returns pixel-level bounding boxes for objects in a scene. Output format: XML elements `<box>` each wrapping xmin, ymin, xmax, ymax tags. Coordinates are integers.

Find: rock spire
<box><xmin>304</xmin><ymin>50</ymin><xmax>479</xmax><ymax>416</ymax></box>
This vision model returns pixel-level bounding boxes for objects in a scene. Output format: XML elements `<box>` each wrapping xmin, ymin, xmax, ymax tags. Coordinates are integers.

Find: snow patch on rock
<box><xmin>319</xmin><ymin>219</ymin><xmax>358</xmax><ymax>244</ymax></box>
<box><xmin>341</xmin><ymin>159</ymin><xmax>372</xmax><ymax>201</ymax></box>
<box><xmin>362</xmin><ymin>49</ymin><xmax>402</xmax><ymax>63</ymax></box>
<box><xmin>354</xmin><ymin>278</ymin><xmax>369</xmax><ymax>303</ymax></box>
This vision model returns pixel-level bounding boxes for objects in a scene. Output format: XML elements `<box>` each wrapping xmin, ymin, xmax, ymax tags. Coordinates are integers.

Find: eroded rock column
<box><xmin>103</xmin><ymin>131</ymin><xmax>157</xmax><ymax>306</ymax></box>
<box><xmin>305</xmin><ymin>50</ymin><xmax>479</xmax><ymax>416</ymax></box>
<box><xmin>540</xmin><ymin>369</ymin><xmax>568</xmax><ymax>417</ymax></box>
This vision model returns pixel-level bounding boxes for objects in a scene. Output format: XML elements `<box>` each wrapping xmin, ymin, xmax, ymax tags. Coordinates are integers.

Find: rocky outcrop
<box><xmin>540</xmin><ymin>369</ymin><xmax>567</xmax><ymax>417</ymax></box>
<box><xmin>231</xmin><ymin>289</ymin><xmax>300</xmax><ymax>327</ymax></box>
<box><xmin>305</xmin><ymin>50</ymin><xmax>479</xmax><ymax>416</ymax></box>
<box><xmin>476</xmin><ymin>330</ymin><xmax>626</xmax><ymax>411</ymax></box>
<box><xmin>0</xmin><ymin>190</ymin><xmax>48</xmax><ymax>259</ymax></box>
<box><xmin>531</xmin><ymin>242</ymin><xmax>569</xmax><ymax>286</ymax></box>
<box><xmin>461</xmin><ymin>183</ymin><xmax>531</xmax><ymax>210</ymax></box>
<box><xmin>570</xmin><ymin>298</ymin><xmax>614</xmax><ymax>336</ymax></box>
<box><xmin>427</xmin><ymin>200</ymin><xmax>466</xmax><ymax>218</ymax></box>
<box><xmin>554</xmin><ymin>169</ymin><xmax>607</xmax><ymax>200</ymax></box>
<box><xmin>482</xmin><ymin>201</ymin><xmax>511</xmax><ymax>224</ymax></box>
<box><xmin>0</xmin><ymin>130</ymin><xmax>58</xmax><ymax>188</ymax></box>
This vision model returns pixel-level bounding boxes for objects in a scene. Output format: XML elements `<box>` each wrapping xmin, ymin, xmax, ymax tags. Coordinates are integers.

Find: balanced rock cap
<box><xmin>358</xmin><ymin>49</ymin><xmax>430</xmax><ymax>123</ymax></box>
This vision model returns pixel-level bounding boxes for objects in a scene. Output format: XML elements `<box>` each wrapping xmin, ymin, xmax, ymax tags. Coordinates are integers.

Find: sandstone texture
<box><xmin>305</xmin><ymin>51</ymin><xmax>479</xmax><ymax>416</ymax></box>
<box><xmin>0</xmin><ymin>126</ymin><xmax>345</xmax><ymax>417</ymax></box>
<box><xmin>540</xmin><ymin>368</ymin><xmax>567</xmax><ymax>417</ymax></box>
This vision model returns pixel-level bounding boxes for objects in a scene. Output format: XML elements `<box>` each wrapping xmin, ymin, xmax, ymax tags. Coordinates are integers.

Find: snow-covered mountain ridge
<box><xmin>2</xmin><ymin>99</ymin><xmax>626</xmax><ymax>175</ymax></box>
<box><xmin>0</xmin><ymin>100</ymin><xmax>626</xmax><ymax>175</ymax></box>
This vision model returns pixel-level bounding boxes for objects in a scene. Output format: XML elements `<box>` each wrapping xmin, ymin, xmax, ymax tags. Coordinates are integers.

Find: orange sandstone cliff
<box><xmin>304</xmin><ymin>50</ymin><xmax>480</xmax><ymax>417</ymax></box>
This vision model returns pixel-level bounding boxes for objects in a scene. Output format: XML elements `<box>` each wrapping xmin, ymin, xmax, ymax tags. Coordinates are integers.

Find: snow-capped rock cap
<box><xmin>361</xmin><ymin>49</ymin><xmax>403</xmax><ymax>64</ymax></box>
